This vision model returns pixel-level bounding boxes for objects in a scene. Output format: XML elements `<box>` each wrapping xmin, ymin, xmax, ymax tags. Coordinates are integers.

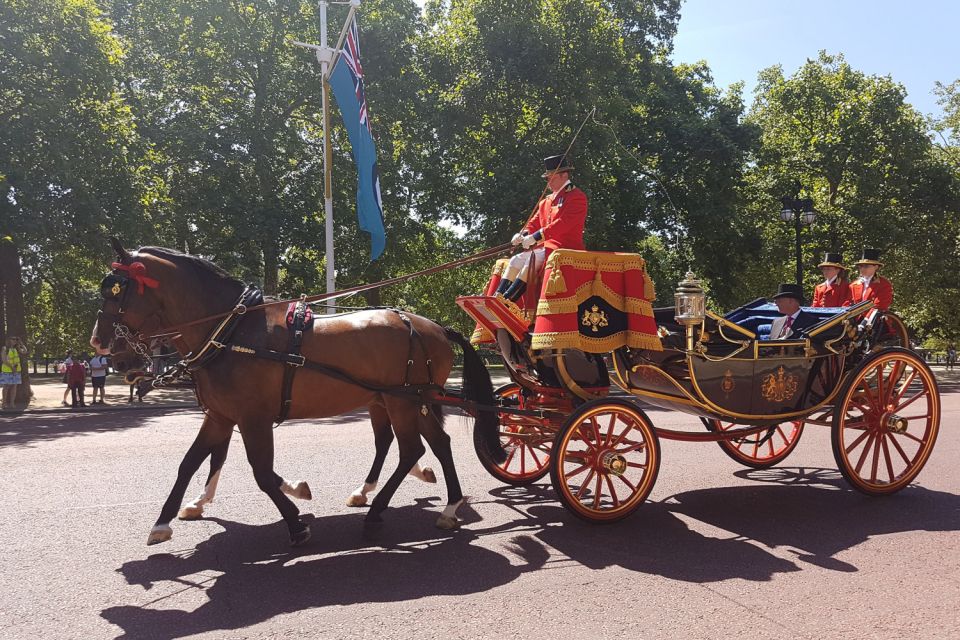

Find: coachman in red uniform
<box><xmin>497</xmin><ymin>155</ymin><xmax>588</xmax><ymax>302</ymax></box>
<box><xmin>847</xmin><ymin>248</ymin><xmax>893</xmax><ymax>310</ymax></box>
<box><xmin>812</xmin><ymin>252</ymin><xmax>852</xmax><ymax>307</ymax></box>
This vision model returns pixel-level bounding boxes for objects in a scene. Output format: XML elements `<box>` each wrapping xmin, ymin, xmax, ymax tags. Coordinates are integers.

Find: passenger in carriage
<box><xmin>769</xmin><ymin>284</ymin><xmax>819</xmax><ymax>340</ymax></box>
<box><xmin>847</xmin><ymin>248</ymin><xmax>893</xmax><ymax>311</ymax></box>
<box><xmin>496</xmin><ymin>155</ymin><xmax>588</xmax><ymax>303</ymax></box>
<box><xmin>812</xmin><ymin>252</ymin><xmax>851</xmax><ymax>307</ymax></box>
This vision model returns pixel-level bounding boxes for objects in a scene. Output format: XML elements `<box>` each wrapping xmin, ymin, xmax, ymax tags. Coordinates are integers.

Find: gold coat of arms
<box><xmin>581</xmin><ymin>305</ymin><xmax>609</xmax><ymax>333</ymax></box>
<box><xmin>760</xmin><ymin>366</ymin><xmax>799</xmax><ymax>402</ymax></box>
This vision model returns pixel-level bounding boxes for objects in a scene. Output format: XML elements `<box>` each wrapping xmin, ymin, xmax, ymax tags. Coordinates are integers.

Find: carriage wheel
<box><xmin>705</xmin><ymin>419</ymin><xmax>804</xmax><ymax>469</ymax></box>
<box><xmin>832</xmin><ymin>348</ymin><xmax>940</xmax><ymax>495</ymax></box>
<box><xmin>875</xmin><ymin>312</ymin><xmax>910</xmax><ymax>350</ymax></box>
<box><xmin>473</xmin><ymin>383</ymin><xmax>552</xmax><ymax>486</ymax></box>
<box><xmin>550</xmin><ymin>399</ymin><xmax>660</xmax><ymax>523</ymax></box>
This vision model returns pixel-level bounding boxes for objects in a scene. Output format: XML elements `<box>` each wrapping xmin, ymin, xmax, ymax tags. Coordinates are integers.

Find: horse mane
<box><xmin>138</xmin><ymin>246</ymin><xmax>241</xmax><ymax>285</ymax></box>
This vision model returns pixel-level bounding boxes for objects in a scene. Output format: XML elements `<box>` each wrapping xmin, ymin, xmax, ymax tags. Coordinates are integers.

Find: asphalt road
<box><xmin>1</xmin><ymin>375</ymin><xmax>958</xmax><ymax>640</ymax></box>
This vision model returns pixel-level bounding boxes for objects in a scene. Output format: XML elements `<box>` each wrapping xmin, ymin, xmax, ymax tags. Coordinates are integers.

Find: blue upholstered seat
<box><xmin>723</xmin><ymin>299</ymin><xmax>849</xmax><ymax>340</ymax></box>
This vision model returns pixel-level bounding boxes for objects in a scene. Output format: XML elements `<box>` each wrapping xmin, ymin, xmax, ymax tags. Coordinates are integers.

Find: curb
<box><xmin>0</xmin><ymin>402</ymin><xmax>200</xmax><ymax>418</ymax></box>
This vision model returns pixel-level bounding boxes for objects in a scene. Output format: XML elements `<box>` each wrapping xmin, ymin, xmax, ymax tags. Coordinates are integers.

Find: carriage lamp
<box><xmin>674</xmin><ymin>271</ymin><xmax>706</xmax><ymax>327</ymax></box>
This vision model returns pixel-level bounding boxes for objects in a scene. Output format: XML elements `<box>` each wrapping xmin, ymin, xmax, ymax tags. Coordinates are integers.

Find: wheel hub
<box><xmin>884</xmin><ymin>413</ymin><xmax>908</xmax><ymax>434</ymax></box>
<box><xmin>601</xmin><ymin>451</ymin><xmax>628</xmax><ymax>476</ymax></box>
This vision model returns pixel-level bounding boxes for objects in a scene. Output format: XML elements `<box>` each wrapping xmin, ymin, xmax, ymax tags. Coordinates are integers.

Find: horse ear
<box><xmin>110</xmin><ymin>237</ymin><xmax>130</xmax><ymax>261</ymax></box>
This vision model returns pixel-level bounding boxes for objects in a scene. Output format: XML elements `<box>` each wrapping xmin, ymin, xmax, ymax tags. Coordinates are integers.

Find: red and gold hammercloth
<box><xmin>531</xmin><ymin>250</ymin><xmax>661</xmax><ymax>353</ymax></box>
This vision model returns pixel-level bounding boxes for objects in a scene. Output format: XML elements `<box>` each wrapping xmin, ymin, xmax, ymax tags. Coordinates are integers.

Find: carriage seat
<box><xmin>723</xmin><ymin>299</ymin><xmax>850</xmax><ymax>341</ymax></box>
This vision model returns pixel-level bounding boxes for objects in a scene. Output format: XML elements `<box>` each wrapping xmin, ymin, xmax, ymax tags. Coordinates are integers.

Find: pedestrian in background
<box><xmin>1</xmin><ymin>336</ymin><xmax>25</xmax><ymax>410</ymax></box>
<box><xmin>89</xmin><ymin>353</ymin><xmax>108</xmax><ymax>404</ymax></box>
<box><xmin>59</xmin><ymin>350</ymin><xmax>74</xmax><ymax>407</ymax></box>
<box><xmin>948</xmin><ymin>345</ymin><xmax>957</xmax><ymax>371</ymax></box>
<box><xmin>67</xmin><ymin>357</ymin><xmax>87</xmax><ymax>408</ymax></box>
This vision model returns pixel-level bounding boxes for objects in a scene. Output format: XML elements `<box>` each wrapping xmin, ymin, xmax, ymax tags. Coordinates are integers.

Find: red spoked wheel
<box><xmin>550</xmin><ymin>399</ymin><xmax>660</xmax><ymax>523</ymax></box>
<box><xmin>832</xmin><ymin>348</ymin><xmax>940</xmax><ymax>495</ymax></box>
<box><xmin>705</xmin><ymin>419</ymin><xmax>804</xmax><ymax>469</ymax></box>
<box><xmin>474</xmin><ymin>383</ymin><xmax>553</xmax><ymax>486</ymax></box>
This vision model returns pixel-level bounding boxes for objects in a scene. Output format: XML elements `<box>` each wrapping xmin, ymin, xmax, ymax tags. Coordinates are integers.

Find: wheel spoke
<box><xmin>605</xmin><ymin>475</ymin><xmax>620</xmax><ymax>508</ymax></box>
<box><xmin>625</xmin><ymin>461</ymin><xmax>648</xmax><ymax>469</ymax></box>
<box><xmin>880</xmin><ymin>433</ymin><xmax>895</xmax><ymax>484</ymax></box>
<box><xmin>895</xmin><ymin>389</ymin><xmax>927</xmax><ymax>413</ymax></box>
<box><xmin>874</xmin><ymin>362</ymin><xmax>885</xmax><ymax>407</ymax></box>
<box><xmin>502</xmin><ymin>446</ymin><xmax>517</xmax><ymax>469</ymax></box>
<box><xmin>592</xmin><ymin>475</ymin><xmax>602</xmax><ymax>509</ymax></box>
<box><xmin>575</xmin><ymin>469</ymin><xmax>596</xmax><ymax>499</ymax></box>
<box><xmin>564</xmin><ymin>463</ymin><xmax>590</xmax><ymax>479</ymax></box>
<box><xmin>870</xmin><ymin>430</ymin><xmax>882</xmax><ymax>483</ymax></box>
<box><xmin>616</xmin><ymin>473</ymin><xmax>637</xmax><ymax>491</ymax></box>
<box><xmin>892</xmin><ymin>370</ymin><xmax>919</xmax><ymax>404</ymax></box>
<box><xmin>527</xmin><ymin>445</ymin><xmax>543</xmax><ymax>468</ymax></box>
<box><xmin>885</xmin><ymin>431</ymin><xmax>912</xmax><ymax>466</ymax></box>
<box><xmin>897</xmin><ymin>431</ymin><xmax>926</xmax><ymax>445</ymax></box>
<box><xmin>605</xmin><ymin>414</ymin><xmax>617</xmax><ymax>446</ymax></box>
<box><xmin>520</xmin><ymin>443</ymin><xmax>526</xmax><ymax>475</ymax></box>
<box><xmin>590</xmin><ymin>417</ymin><xmax>602</xmax><ymax>444</ymax></box>
<box><xmin>854</xmin><ymin>432</ymin><xmax>876</xmax><ymax>474</ymax></box>
<box><xmin>883</xmin><ymin>361</ymin><xmax>904</xmax><ymax>405</ymax></box>
<box><xmin>615</xmin><ymin>440</ymin><xmax>647</xmax><ymax>455</ymax></box>
<box><xmin>844</xmin><ymin>428</ymin><xmax>871</xmax><ymax>455</ymax></box>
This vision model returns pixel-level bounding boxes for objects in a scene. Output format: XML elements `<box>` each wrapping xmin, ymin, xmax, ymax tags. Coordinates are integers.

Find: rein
<box><xmin>138</xmin><ymin>242</ymin><xmax>514</xmax><ymax>341</ymax></box>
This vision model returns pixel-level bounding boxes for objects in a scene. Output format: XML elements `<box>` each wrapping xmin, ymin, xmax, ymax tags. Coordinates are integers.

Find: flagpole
<box><xmin>319</xmin><ymin>1</ymin><xmax>336</xmax><ymax>297</ymax></box>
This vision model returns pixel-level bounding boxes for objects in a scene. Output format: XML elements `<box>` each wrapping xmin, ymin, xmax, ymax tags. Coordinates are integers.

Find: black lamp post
<box><xmin>779</xmin><ymin>188</ymin><xmax>817</xmax><ymax>286</ymax></box>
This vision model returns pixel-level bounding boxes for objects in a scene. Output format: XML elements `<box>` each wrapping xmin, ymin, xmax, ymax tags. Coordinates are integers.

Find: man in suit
<box><xmin>848</xmin><ymin>248</ymin><xmax>893</xmax><ymax>311</ymax></box>
<box><xmin>812</xmin><ymin>252</ymin><xmax>852</xmax><ymax>307</ymax></box>
<box><xmin>496</xmin><ymin>154</ymin><xmax>588</xmax><ymax>303</ymax></box>
<box><xmin>769</xmin><ymin>283</ymin><xmax>818</xmax><ymax>340</ymax></box>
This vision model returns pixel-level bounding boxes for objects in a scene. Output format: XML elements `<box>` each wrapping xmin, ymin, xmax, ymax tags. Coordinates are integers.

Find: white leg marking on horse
<box><xmin>346</xmin><ymin>481</ymin><xmax>377</xmax><ymax>507</ymax></box>
<box><xmin>436</xmin><ymin>496</ymin><xmax>470</xmax><ymax>530</ymax></box>
<box><xmin>408</xmin><ymin>464</ymin><xmax>437</xmax><ymax>483</ymax></box>
<box><xmin>147</xmin><ymin>524</ymin><xmax>173</xmax><ymax>545</ymax></box>
<box><xmin>281</xmin><ymin>480</ymin><xmax>313</xmax><ymax>501</ymax></box>
<box><xmin>179</xmin><ymin>469</ymin><xmax>221</xmax><ymax>520</ymax></box>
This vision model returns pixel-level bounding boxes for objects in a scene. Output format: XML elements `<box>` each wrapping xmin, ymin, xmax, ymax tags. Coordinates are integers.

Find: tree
<box><xmin>0</xmin><ymin>0</ymin><xmax>151</xmax><ymax>406</ymax></box>
<box><xmin>743</xmin><ymin>52</ymin><xmax>960</xmax><ymax>338</ymax></box>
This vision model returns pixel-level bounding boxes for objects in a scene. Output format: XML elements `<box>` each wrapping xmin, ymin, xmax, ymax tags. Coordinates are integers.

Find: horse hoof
<box><xmin>178</xmin><ymin>505</ymin><xmax>204</xmax><ymax>520</ymax></box>
<box><xmin>346</xmin><ymin>493</ymin><xmax>368</xmax><ymax>507</ymax></box>
<box><xmin>288</xmin><ymin>481</ymin><xmax>312</xmax><ymax>501</ymax></box>
<box><xmin>421</xmin><ymin>467</ymin><xmax>437</xmax><ymax>484</ymax></box>
<box><xmin>290</xmin><ymin>524</ymin><xmax>312</xmax><ymax>547</ymax></box>
<box><xmin>147</xmin><ymin>525</ymin><xmax>173</xmax><ymax>545</ymax></box>
<box><xmin>435</xmin><ymin>515</ymin><xmax>461</xmax><ymax>530</ymax></box>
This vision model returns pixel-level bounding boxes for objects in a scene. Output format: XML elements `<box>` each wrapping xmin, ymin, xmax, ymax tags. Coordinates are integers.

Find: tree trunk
<box><xmin>0</xmin><ymin>239</ymin><xmax>31</xmax><ymax>408</ymax></box>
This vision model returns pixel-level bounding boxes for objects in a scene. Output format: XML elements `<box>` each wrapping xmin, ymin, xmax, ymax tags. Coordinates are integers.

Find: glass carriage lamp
<box><xmin>799</xmin><ymin>198</ymin><xmax>817</xmax><ymax>225</ymax></box>
<box><xmin>779</xmin><ymin>198</ymin><xmax>795</xmax><ymax>223</ymax></box>
<box><xmin>675</xmin><ymin>271</ymin><xmax>706</xmax><ymax>326</ymax></box>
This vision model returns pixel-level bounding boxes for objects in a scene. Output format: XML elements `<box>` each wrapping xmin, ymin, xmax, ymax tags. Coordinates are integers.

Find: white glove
<box><xmin>521</xmin><ymin>234</ymin><xmax>537</xmax><ymax>249</ymax></box>
<box><xmin>511</xmin><ymin>232</ymin><xmax>524</xmax><ymax>246</ymax></box>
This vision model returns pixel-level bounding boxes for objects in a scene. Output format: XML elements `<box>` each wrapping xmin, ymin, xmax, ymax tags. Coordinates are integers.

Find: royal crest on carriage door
<box><xmin>760</xmin><ymin>366</ymin><xmax>799</xmax><ymax>402</ymax></box>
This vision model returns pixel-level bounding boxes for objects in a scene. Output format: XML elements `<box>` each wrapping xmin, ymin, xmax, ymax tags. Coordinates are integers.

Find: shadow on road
<box><xmin>102</xmin><ymin>500</ymin><xmax>549</xmax><ymax>640</ymax></box>
<box><xmin>529</xmin><ymin>466</ymin><xmax>959</xmax><ymax>581</ymax></box>
<box><xmin>100</xmin><ymin>471</ymin><xmax>959</xmax><ymax>638</ymax></box>
<box><xmin>0</xmin><ymin>409</ymin><xmax>199</xmax><ymax>449</ymax></box>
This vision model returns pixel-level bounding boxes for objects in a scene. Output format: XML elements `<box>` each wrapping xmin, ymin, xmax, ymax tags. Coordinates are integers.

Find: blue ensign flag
<box><xmin>328</xmin><ymin>18</ymin><xmax>385</xmax><ymax>260</ymax></box>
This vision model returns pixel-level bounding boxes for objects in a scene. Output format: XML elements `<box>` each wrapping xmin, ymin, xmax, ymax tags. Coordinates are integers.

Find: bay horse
<box><xmin>91</xmin><ymin>240</ymin><xmax>505</xmax><ymax>545</ymax></box>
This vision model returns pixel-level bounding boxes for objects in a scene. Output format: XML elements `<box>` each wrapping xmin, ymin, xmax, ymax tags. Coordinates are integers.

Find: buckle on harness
<box><xmin>234</xmin><ymin>303</ymin><xmax>247</xmax><ymax>315</ymax></box>
<box><xmin>288</xmin><ymin>354</ymin><xmax>306</xmax><ymax>367</ymax></box>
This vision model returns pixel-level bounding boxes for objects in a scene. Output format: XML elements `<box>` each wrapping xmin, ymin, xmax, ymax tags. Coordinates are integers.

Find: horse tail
<box><xmin>443</xmin><ymin>327</ymin><xmax>506</xmax><ymax>463</ymax></box>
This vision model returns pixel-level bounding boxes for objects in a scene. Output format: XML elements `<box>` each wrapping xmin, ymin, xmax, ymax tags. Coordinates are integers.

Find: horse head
<box><xmin>89</xmin><ymin>237</ymin><xmax>166</xmax><ymax>371</ymax></box>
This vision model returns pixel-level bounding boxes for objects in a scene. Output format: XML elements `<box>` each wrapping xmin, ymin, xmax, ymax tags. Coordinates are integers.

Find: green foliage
<box><xmin>5</xmin><ymin>3</ymin><xmax>960</xmax><ymax>354</ymax></box>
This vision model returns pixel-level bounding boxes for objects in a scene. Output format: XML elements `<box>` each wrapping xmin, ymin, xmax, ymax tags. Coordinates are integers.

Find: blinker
<box><xmin>100</xmin><ymin>274</ymin><xmax>128</xmax><ymax>300</ymax></box>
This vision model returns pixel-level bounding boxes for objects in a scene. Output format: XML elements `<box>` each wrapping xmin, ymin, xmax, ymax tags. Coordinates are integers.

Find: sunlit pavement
<box><xmin>0</xmin><ymin>371</ymin><xmax>957</xmax><ymax>639</ymax></box>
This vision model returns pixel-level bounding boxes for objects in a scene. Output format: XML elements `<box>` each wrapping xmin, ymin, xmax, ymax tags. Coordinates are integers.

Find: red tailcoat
<box><xmin>812</xmin><ymin>279</ymin><xmax>852</xmax><ymax>307</ymax></box>
<box><xmin>848</xmin><ymin>276</ymin><xmax>894</xmax><ymax>310</ymax></box>
<box><xmin>524</xmin><ymin>184</ymin><xmax>587</xmax><ymax>252</ymax></box>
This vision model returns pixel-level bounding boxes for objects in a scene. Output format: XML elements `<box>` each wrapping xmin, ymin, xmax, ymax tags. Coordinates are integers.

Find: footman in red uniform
<box><xmin>848</xmin><ymin>248</ymin><xmax>893</xmax><ymax>311</ymax></box>
<box><xmin>812</xmin><ymin>252</ymin><xmax>852</xmax><ymax>307</ymax></box>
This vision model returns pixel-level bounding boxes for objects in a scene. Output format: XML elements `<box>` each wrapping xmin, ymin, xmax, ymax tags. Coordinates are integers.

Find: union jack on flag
<box><xmin>341</xmin><ymin>18</ymin><xmax>370</xmax><ymax>134</ymax></box>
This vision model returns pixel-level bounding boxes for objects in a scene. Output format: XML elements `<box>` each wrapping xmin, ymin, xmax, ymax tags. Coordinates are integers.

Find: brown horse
<box><xmin>91</xmin><ymin>241</ymin><xmax>504</xmax><ymax>546</ymax></box>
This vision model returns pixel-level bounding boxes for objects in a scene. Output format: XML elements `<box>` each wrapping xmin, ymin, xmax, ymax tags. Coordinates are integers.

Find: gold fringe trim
<box><xmin>531</xmin><ymin>330</ymin><xmax>663</xmax><ymax>353</ymax></box>
<box><xmin>471</xmin><ymin>325</ymin><xmax>494</xmax><ymax>345</ymax></box>
<box><xmin>536</xmin><ymin>281</ymin><xmax>655</xmax><ymax>316</ymax></box>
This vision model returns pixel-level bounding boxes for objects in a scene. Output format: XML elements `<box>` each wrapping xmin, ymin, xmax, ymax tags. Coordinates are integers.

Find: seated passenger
<box><xmin>812</xmin><ymin>252</ymin><xmax>851</xmax><ymax>307</ymax></box>
<box><xmin>769</xmin><ymin>284</ymin><xmax>819</xmax><ymax>340</ymax></box>
<box><xmin>848</xmin><ymin>248</ymin><xmax>893</xmax><ymax>311</ymax></box>
<box><xmin>496</xmin><ymin>154</ymin><xmax>588</xmax><ymax>302</ymax></box>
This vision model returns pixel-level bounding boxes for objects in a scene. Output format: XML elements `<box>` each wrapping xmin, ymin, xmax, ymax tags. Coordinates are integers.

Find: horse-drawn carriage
<box><xmin>458</xmin><ymin>249</ymin><xmax>938</xmax><ymax>523</ymax></box>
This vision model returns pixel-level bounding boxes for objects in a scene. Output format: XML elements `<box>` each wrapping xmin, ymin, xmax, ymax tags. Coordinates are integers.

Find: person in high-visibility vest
<box><xmin>1</xmin><ymin>336</ymin><xmax>24</xmax><ymax>410</ymax></box>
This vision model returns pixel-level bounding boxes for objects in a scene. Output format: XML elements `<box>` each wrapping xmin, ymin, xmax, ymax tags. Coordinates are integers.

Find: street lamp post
<box><xmin>779</xmin><ymin>189</ymin><xmax>817</xmax><ymax>286</ymax></box>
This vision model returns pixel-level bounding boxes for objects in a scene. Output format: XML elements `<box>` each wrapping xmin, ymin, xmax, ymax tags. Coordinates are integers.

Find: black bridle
<box><xmin>97</xmin><ymin>269</ymin><xmax>160</xmax><ymax>361</ymax></box>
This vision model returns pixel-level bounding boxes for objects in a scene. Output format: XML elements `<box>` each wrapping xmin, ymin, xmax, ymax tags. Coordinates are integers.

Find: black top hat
<box><xmin>772</xmin><ymin>283</ymin><xmax>804</xmax><ymax>303</ymax></box>
<box><xmin>817</xmin><ymin>252</ymin><xmax>846</xmax><ymax>270</ymax></box>
<box><xmin>542</xmin><ymin>155</ymin><xmax>574</xmax><ymax>177</ymax></box>
<box><xmin>854</xmin><ymin>248</ymin><xmax>883</xmax><ymax>267</ymax></box>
